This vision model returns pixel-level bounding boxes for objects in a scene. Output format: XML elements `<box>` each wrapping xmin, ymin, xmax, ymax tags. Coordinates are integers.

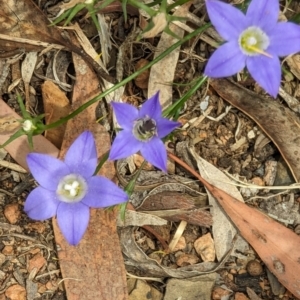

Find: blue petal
<box><xmin>205</xmin><ymin>0</ymin><xmax>247</xmax><ymax>40</ymax></box>
<box><xmin>24</xmin><ymin>187</ymin><xmax>59</xmax><ymax>220</ymax></box>
<box><xmin>27</xmin><ymin>154</ymin><xmax>70</xmax><ymax>190</ymax></box>
<box><xmin>140</xmin><ymin>137</ymin><xmax>167</xmax><ymax>172</ymax></box>
<box><xmin>57</xmin><ymin>202</ymin><xmax>90</xmax><ymax>245</ymax></box>
<box><xmin>111</xmin><ymin>102</ymin><xmax>139</xmax><ymax>130</ymax></box>
<box><xmin>156</xmin><ymin>118</ymin><xmax>181</xmax><ymax>139</ymax></box>
<box><xmin>246</xmin><ymin>0</ymin><xmax>279</xmax><ymax>31</ymax></box>
<box><xmin>139</xmin><ymin>92</ymin><xmax>162</xmax><ymax>119</ymax></box>
<box><xmin>82</xmin><ymin>176</ymin><xmax>128</xmax><ymax>207</ymax></box>
<box><xmin>109</xmin><ymin>130</ymin><xmax>142</xmax><ymax>160</ymax></box>
<box><xmin>204</xmin><ymin>41</ymin><xmax>246</xmax><ymax>78</ymax></box>
<box><xmin>246</xmin><ymin>54</ymin><xmax>281</xmax><ymax>97</ymax></box>
<box><xmin>64</xmin><ymin>131</ymin><xmax>97</xmax><ymax>178</ymax></box>
<box><xmin>268</xmin><ymin>22</ymin><xmax>300</xmax><ymax>56</ymax></box>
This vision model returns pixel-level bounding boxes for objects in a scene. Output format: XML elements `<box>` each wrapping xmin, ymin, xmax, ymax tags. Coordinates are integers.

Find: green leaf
<box><xmin>166</xmin><ymin>0</ymin><xmax>190</xmax><ymax>12</ymax></box>
<box><xmin>119</xmin><ymin>201</ymin><xmax>128</xmax><ymax>221</ymax></box>
<box><xmin>16</xmin><ymin>94</ymin><xmax>31</xmax><ymax>119</ymax></box>
<box><xmin>94</xmin><ymin>150</ymin><xmax>109</xmax><ymax>175</ymax></box>
<box><xmin>0</xmin><ymin>129</ymin><xmax>25</xmax><ymax>149</ymax></box>
<box><xmin>163</xmin><ymin>76</ymin><xmax>208</xmax><ymax>119</ymax></box>
<box><xmin>64</xmin><ymin>3</ymin><xmax>86</xmax><ymax>26</ymax></box>
<box><xmin>51</xmin><ymin>9</ymin><xmax>73</xmax><ymax>26</ymax></box>
<box><xmin>89</xmin><ymin>8</ymin><xmax>101</xmax><ymax>31</ymax></box>
<box><xmin>121</xmin><ymin>0</ymin><xmax>129</xmax><ymax>23</ymax></box>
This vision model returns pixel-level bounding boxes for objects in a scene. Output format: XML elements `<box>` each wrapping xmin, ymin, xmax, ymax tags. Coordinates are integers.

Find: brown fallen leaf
<box><xmin>51</xmin><ymin>53</ymin><xmax>128</xmax><ymax>300</ymax></box>
<box><xmin>189</xmin><ymin>146</ymin><xmax>245</xmax><ymax>261</ymax></box>
<box><xmin>169</xmin><ymin>152</ymin><xmax>300</xmax><ymax>298</ymax></box>
<box><xmin>148</xmin><ymin>2</ymin><xmax>191</xmax><ymax>109</ymax></box>
<box><xmin>209</xmin><ymin>78</ymin><xmax>300</xmax><ymax>183</ymax></box>
<box><xmin>42</xmin><ymin>81</ymin><xmax>71</xmax><ymax>149</ymax></box>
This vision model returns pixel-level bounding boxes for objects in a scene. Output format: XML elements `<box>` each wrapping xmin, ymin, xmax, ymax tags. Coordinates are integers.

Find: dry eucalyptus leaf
<box><xmin>188</xmin><ymin>146</ymin><xmax>246</xmax><ymax>261</ymax></box>
<box><xmin>148</xmin><ymin>2</ymin><xmax>191</xmax><ymax>109</ymax></box>
<box><xmin>185</xmin><ymin>151</ymin><xmax>300</xmax><ymax>297</ymax></box>
<box><xmin>210</xmin><ymin>78</ymin><xmax>300</xmax><ymax>183</ymax></box>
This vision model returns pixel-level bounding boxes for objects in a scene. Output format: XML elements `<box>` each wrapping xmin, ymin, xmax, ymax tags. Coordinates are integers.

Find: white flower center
<box><xmin>132</xmin><ymin>116</ymin><xmax>157</xmax><ymax>142</ymax></box>
<box><xmin>238</xmin><ymin>26</ymin><xmax>270</xmax><ymax>56</ymax></box>
<box><xmin>56</xmin><ymin>174</ymin><xmax>87</xmax><ymax>203</ymax></box>
<box><xmin>23</xmin><ymin>120</ymin><xmax>34</xmax><ymax>132</ymax></box>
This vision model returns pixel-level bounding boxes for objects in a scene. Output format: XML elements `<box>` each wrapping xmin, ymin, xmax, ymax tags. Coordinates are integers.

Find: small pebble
<box><xmin>246</xmin><ymin>260</ymin><xmax>263</xmax><ymax>276</ymax></box>
<box><xmin>4</xmin><ymin>203</ymin><xmax>21</xmax><ymax>224</ymax></box>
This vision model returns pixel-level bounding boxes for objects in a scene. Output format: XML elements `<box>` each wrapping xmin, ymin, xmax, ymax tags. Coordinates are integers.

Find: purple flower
<box><xmin>24</xmin><ymin>131</ymin><xmax>128</xmax><ymax>245</ymax></box>
<box><xmin>204</xmin><ymin>0</ymin><xmax>300</xmax><ymax>97</ymax></box>
<box><xmin>109</xmin><ymin>92</ymin><xmax>181</xmax><ymax>172</ymax></box>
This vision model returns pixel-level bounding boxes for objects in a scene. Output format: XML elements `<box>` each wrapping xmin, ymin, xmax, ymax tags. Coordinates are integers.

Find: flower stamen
<box><xmin>246</xmin><ymin>46</ymin><xmax>273</xmax><ymax>58</ymax></box>
<box><xmin>64</xmin><ymin>181</ymin><xmax>80</xmax><ymax>197</ymax></box>
<box><xmin>238</xmin><ymin>26</ymin><xmax>270</xmax><ymax>57</ymax></box>
<box><xmin>133</xmin><ymin>116</ymin><xmax>157</xmax><ymax>141</ymax></box>
<box><xmin>57</xmin><ymin>174</ymin><xmax>87</xmax><ymax>203</ymax></box>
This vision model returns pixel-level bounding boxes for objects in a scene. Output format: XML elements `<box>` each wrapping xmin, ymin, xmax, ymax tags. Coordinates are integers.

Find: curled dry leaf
<box><xmin>210</xmin><ymin>78</ymin><xmax>300</xmax><ymax>183</ymax></box>
<box><xmin>120</xmin><ymin>226</ymin><xmax>218</xmax><ymax>278</ymax></box>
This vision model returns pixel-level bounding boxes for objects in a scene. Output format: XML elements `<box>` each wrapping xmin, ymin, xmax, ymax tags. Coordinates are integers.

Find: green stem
<box><xmin>167</xmin><ymin>0</ymin><xmax>190</xmax><ymax>12</ymax></box>
<box><xmin>44</xmin><ymin>23</ymin><xmax>211</xmax><ymax>130</ymax></box>
<box><xmin>163</xmin><ymin>75</ymin><xmax>208</xmax><ymax>118</ymax></box>
<box><xmin>127</xmin><ymin>0</ymin><xmax>156</xmax><ymax>16</ymax></box>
